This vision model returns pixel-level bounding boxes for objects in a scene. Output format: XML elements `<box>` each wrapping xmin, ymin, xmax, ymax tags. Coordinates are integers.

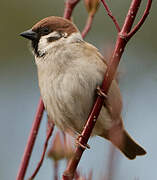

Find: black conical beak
<box><xmin>20</xmin><ymin>29</ymin><xmax>38</xmax><ymax>40</ymax></box>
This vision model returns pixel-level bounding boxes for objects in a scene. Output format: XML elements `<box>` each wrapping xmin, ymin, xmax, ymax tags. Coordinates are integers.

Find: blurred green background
<box><xmin>0</xmin><ymin>0</ymin><xmax>157</xmax><ymax>179</ymax></box>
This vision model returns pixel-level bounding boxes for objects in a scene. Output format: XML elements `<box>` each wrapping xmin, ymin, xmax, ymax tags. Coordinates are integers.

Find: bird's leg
<box><xmin>74</xmin><ymin>86</ymin><xmax>108</xmax><ymax>150</ymax></box>
<box><xmin>96</xmin><ymin>86</ymin><xmax>108</xmax><ymax>99</ymax></box>
<box><xmin>97</xmin><ymin>85</ymin><xmax>115</xmax><ymax>119</ymax></box>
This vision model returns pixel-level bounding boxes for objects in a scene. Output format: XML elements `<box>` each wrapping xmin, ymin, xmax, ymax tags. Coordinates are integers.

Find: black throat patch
<box><xmin>31</xmin><ymin>39</ymin><xmax>40</xmax><ymax>57</ymax></box>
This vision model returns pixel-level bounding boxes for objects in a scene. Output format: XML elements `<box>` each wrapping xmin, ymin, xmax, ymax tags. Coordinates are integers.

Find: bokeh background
<box><xmin>0</xmin><ymin>0</ymin><xmax>157</xmax><ymax>179</ymax></box>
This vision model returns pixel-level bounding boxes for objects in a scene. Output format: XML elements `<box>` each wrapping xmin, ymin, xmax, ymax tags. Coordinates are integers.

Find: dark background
<box><xmin>0</xmin><ymin>0</ymin><xmax>157</xmax><ymax>179</ymax></box>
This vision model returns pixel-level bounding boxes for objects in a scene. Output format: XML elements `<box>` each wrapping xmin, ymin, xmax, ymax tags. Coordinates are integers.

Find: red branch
<box><xmin>16</xmin><ymin>98</ymin><xmax>45</xmax><ymax>180</ymax></box>
<box><xmin>101</xmin><ymin>0</ymin><xmax>121</xmax><ymax>32</ymax></box>
<box><xmin>28</xmin><ymin>121</ymin><xmax>54</xmax><ymax>180</ymax></box>
<box><xmin>101</xmin><ymin>0</ymin><xmax>142</xmax><ymax>92</ymax></box>
<box><xmin>62</xmin><ymin>0</ymin><xmax>152</xmax><ymax>179</ymax></box>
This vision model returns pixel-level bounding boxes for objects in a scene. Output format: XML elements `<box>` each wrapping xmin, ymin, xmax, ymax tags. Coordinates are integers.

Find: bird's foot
<box><xmin>75</xmin><ymin>134</ymin><xmax>90</xmax><ymax>149</ymax></box>
<box><xmin>96</xmin><ymin>86</ymin><xmax>108</xmax><ymax>99</ymax></box>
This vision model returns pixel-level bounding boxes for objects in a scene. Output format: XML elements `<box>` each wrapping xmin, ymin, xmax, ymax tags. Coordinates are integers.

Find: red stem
<box><xmin>64</xmin><ymin>0</ymin><xmax>81</xmax><ymax>20</ymax></box>
<box><xmin>102</xmin><ymin>0</ymin><xmax>142</xmax><ymax>93</ymax></box>
<box><xmin>62</xmin><ymin>0</ymin><xmax>152</xmax><ymax>179</ymax></box>
<box><xmin>127</xmin><ymin>0</ymin><xmax>152</xmax><ymax>39</ymax></box>
<box><xmin>16</xmin><ymin>98</ymin><xmax>44</xmax><ymax>180</ymax></box>
<box><xmin>82</xmin><ymin>15</ymin><xmax>94</xmax><ymax>38</ymax></box>
<box><xmin>101</xmin><ymin>0</ymin><xmax>121</xmax><ymax>32</ymax></box>
<box><xmin>29</xmin><ymin>121</ymin><xmax>54</xmax><ymax>179</ymax></box>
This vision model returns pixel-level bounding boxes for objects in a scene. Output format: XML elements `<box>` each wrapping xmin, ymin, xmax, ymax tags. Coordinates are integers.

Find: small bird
<box><xmin>20</xmin><ymin>16</ymin><xmax>146</xmax><ymax>159</ymax></box>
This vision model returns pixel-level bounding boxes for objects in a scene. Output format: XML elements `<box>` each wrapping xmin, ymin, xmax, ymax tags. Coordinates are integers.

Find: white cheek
<box><xmin>37</xmin><ymin>32</ymin><xmax>83</xmax><ymax>57</ymax></box>
<box><xmin>38</xmin><ymin>31</ymin><xmax>61</xmax><ymax>55</ymax></box>
<box><xmin>38</xmin><ymin>36</ymin><xmax>48</xmax><ymax>54</ymax></box>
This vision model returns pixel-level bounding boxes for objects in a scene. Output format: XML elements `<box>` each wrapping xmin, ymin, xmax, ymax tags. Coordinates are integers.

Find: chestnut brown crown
<box><xmin>32</xmin><ymin>16</ymin><xmax>78</xmax><ymax>36</ymax></box>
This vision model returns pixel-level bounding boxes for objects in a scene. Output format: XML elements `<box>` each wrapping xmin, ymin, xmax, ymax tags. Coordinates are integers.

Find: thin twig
<box><xmin>16</xmin><ymin>98</ymin><xmax>44</xmax><ymax>180</ymax></box>
<box><xmin>28</xmin><ymin>121</ymin><xmax>55</xmax><ymax>180</ymax></box>
<box><xmin>64</xmin><ymin>0</ymin><xmax>81</xmax><ymax>20</ymax></box>
<box><xmin>127</xmin><ymin>0</ymin><xmax>152</xmax><ymax>39</ymax></box>
<box><xmin>101</xmin><ymin>0</ymin><xmax>121</xmax><ymax>32</ymax></box>
<box><xmin>82</xmin><ymin>15</ymin><xmax>94</xmax><ymax>38</ymax></box>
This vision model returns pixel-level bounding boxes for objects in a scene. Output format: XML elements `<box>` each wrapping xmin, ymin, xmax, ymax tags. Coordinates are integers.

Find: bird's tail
<box><xmin>103</xmin><ymin>128</ymin><xmax>146</xmax><ymax>159</ymax></box>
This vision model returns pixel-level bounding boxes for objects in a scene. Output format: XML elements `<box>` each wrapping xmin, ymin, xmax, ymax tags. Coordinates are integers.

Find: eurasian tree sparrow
<box><xmin>20</xmin><ymin>16</ymin><xmax>146</xmax><ymax>159</ymax></box>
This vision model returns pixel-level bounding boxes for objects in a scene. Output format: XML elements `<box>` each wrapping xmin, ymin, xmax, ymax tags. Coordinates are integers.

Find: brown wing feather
<box><xmin>83</xmin><ymin>42</ymin><xmax>123</xmax><ymax>119</ymax></box>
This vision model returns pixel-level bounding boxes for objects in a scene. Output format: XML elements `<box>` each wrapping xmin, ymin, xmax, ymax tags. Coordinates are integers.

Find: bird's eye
<box><xmin>41</xmin><ymin>27</ymin><xmax>50</xmax><ymax>35</ymax></box>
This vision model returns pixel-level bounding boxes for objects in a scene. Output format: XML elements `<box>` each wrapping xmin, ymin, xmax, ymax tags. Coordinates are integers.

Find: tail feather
<box><xmin>104</xmin><ymin>129</ymin><xmax>146</xmax><ymax>160</ymax></box>
<box><xmin>119</xmin><ymin>130</ymin><xmax>146</xmax><ymax>159</ymax></box>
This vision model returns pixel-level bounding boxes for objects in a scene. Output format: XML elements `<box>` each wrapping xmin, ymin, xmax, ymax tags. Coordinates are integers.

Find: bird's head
<box><xmin>20</xmin><ymin>16</ymin><xmax>82</xmax><ymax>57</ymax></box>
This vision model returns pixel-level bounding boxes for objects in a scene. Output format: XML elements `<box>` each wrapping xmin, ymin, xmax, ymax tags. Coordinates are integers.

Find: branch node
<box><xmin>127</xmin><ymin>0</ymin><xmax>152</xmax><ymax>39</ymax></box>
<box><xmin>118</xmin><ymin>32</ymin><xmax>129</xmax><ymax>41</ymax></box>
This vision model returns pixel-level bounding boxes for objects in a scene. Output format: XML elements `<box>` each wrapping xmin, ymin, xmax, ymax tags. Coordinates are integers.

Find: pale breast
<box><xmin>36</xmin><ymin>41</ymin><xmax>121</xmax><ymax>137</ymax></box>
